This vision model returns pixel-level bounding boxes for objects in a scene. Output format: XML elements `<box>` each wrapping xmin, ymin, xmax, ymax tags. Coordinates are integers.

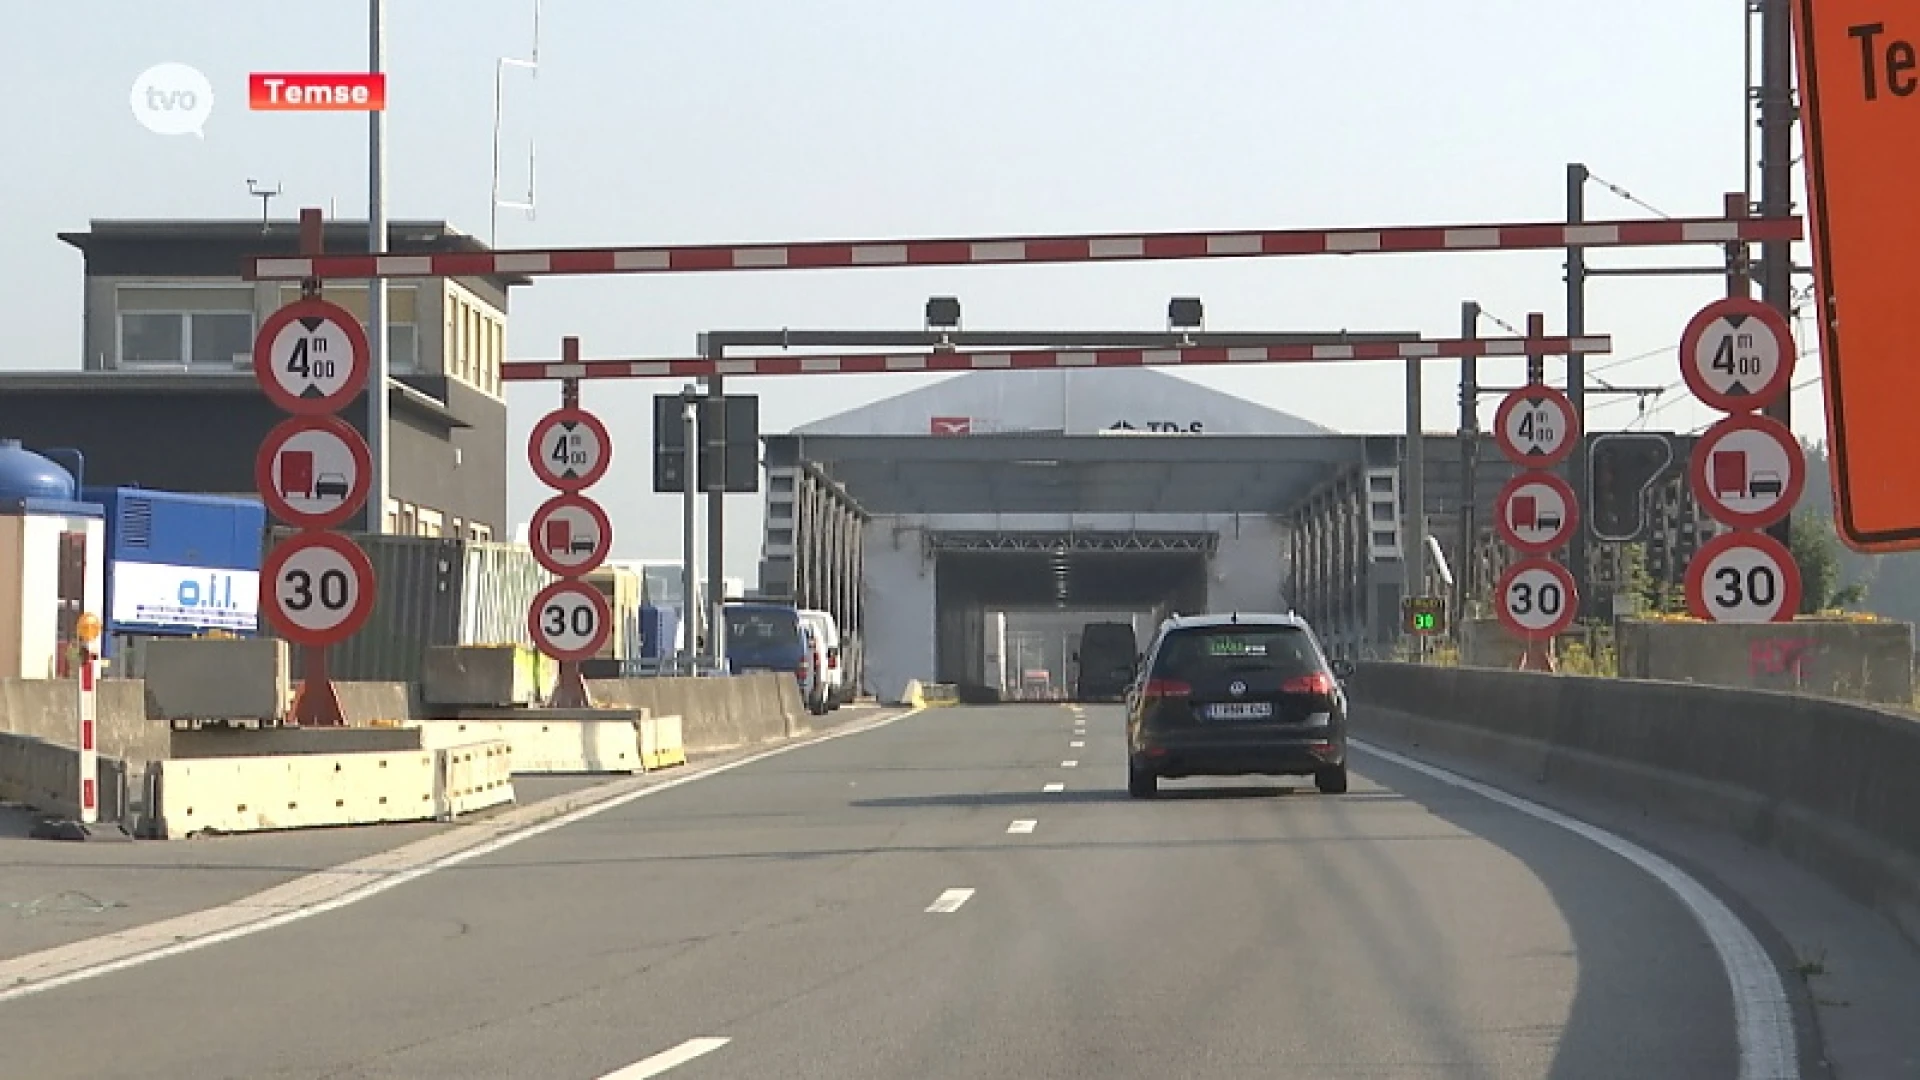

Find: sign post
<box><xmin>252</xmin><ymin>210</ymin><xmax>374</xmax><ymax>727</ymax></box>
<box><xmin>526</xmin><ymin>337</ymin><xmax>613</xmax><ymax>708</ymax></box>
<box><xmin>1492</xmin><ymin>374</ymin><xmax>1582</xmax><ymax>669</ymax></box>
<box><xmin>1677</xmin><ymin>295</ymin><xmax>1805</xmax><ymax>622</ymax></box>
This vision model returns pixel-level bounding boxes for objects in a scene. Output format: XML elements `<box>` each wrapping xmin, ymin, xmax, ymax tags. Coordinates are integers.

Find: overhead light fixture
<box><xmin>1168</xmin><ymin>296</ymin><xmax>1204</xmax><ymax>333</ymax></box>
<box><xmin>925</xmin><ymin>295</ymin><xmax>962</xmax><ymax>332</ymax></box>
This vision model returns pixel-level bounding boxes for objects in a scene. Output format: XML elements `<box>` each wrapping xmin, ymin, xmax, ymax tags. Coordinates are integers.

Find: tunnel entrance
<box><xmin>932</xmin><ymin>531</ymin><xmax>1213</xmax><ymax>701</ymax></box>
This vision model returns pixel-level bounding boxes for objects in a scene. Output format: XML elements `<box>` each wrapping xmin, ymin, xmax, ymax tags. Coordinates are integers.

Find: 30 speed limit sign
<box><xmin>1494</xmin><ymin>557</ymin><xmax>1579</xmax><ymax>639</ymax></box>
<box><xmin>528</xmin><ymin>579</ymin><xmax>612</xmax><ymax>662</ymax></box>
<box><xmin>260</xmin><ymin>532</ymin><xmax>376</xmax><ymax>647</ymax></box>
<box><xmin>1686</xmin><ymin>530</ymin><xmax>1802</xmax><ymax>624</ymax></box>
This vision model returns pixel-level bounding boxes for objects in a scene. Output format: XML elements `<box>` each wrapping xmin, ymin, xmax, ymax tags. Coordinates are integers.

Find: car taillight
<box><xmin>828</xmin><ymin>654</ymin><xmax>838</xmax><ymax>669</ymax></box>
<box><xmin>796</xmin><ymin>663</ymin><xmax>810</xmax><ymax>679</ymax></box>
<box><xmin>1282</xmin><ymin>672</ymin><xmax>1336</xmax><ymax>695</ymax></box>
<box><xmin>1141</xmin><ymin>678</ymin><xmax>1191</xmax><ymax>698</ymax></box>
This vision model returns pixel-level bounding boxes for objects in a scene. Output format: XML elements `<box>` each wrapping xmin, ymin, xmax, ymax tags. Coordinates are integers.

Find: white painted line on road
<box><xmin>1007</xmin><ymin>819</ymin><xmax>1037</xmax><ymax>834</ymax></box>
<box><xmin>1070</xmin><ymin>740</ymin><xmax>1085</xmax><ymax>748</ymax></box>
<box><xmin>1351</xmin><ymin>740</ymin><xmax>1799</xmax><ymax>1080</ymax></box>
<box><xmin>600</xmin><ymin>1037</ymin><xmax>731</xmax><ymax>1078</ymax></box>
<box><xmin>0</xmin><ymin>707</ymin><xmax>929</xmax><ymax>1005</ymax></box>
<box><xmin>1061</xmin><ymin>760</ymin><xmax>1078</xmax><ymax>768</ymax></box>
<box><xmin>926</xmin><ymin>888</ymin><xmax>975</xmax><ymax>913</ymax></box>
<box><xmin>1042</xmin><ymin>783</ymin><xmax>1065</xmax><ymax>793</ymax></box>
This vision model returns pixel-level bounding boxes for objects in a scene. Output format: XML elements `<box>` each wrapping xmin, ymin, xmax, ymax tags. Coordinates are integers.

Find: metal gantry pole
<box><xmin>680</xmin><ymin>388</ymin><xmax>700</xmax><ymax>673</ymax></box>
<box><xmin>1405</xmin><ymin>337</ymin><xmax>1426</xmax><ymax>649</ymax></box>
<box><xmin>1566</xmin><ymin>163</ymin><xmax>1591</xmax><ymax>605</ymax></box>
<box><xmin>703</xmin><ymin>338</ymin><xmax>728</xmax><ymax>672</ymax></box>
<box><xmin>1458</xmin><ymin>300</ymin><xmax>1481</xmax><ymax>628</ymax></box>
<box><xmin>366</xmin><ymin>0</ymin><xmax>391</xmax><ymax>535</ymax></box>
<box><xmin>1759</xmin><ymin>0</ymin><xmax>1797</xmax><ymax>551</ymax></box>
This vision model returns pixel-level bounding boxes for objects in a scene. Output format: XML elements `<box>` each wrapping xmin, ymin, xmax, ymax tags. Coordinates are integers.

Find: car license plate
<box><xmin>1205</xmin><ymin>702</ymin><xmax>1272</xmax><ymax>720</ymax></box>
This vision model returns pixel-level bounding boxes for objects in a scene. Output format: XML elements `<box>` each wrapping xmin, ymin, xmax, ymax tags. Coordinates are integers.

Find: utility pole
<box><xmin>680</xmin><ymin>387</ymin><xmax>700</xmax><ymax>673</ymax></box>
<box><xmin>703</xmin><ymin>343</ymin><xmax>728</xmax><ymax>672</ymax></box>
<box><xmin>366</xmin><ymin>0</ymin><xmax>391</xmax><ymax>535</ymax></box>
<box><xmin>1565</xmin><ymin>163</ymin><xmax>1591</xmax><ymax>608</ymax></box>
<box><xmin>1758</xmin><ymin>0</ymin><xmax>1796</xmax><ymax>551</ymax></box>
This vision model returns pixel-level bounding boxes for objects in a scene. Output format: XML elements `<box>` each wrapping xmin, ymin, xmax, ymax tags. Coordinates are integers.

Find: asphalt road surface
<box><xmin>0</xmin><ymin>704</ymin><xmax>1777</xmax><ymax>1079</ymax></box>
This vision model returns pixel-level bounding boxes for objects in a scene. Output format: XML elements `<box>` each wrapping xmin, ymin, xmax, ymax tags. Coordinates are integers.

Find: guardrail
<box><xmin>1350</xmin><ymin>662</ymin><xmax>1920</xmax><ymax>948</ymax></box>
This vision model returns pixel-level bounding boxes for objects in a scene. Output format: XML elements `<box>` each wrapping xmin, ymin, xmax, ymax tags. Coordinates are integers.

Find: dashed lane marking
<box><xmin>599</xmin><ymin>1037</ymin><xmax>731</xmax><ymax>1078</ymax></box>
<box><xmin>1007</xmin><ymin>820</ymin><xmax>1037</xmax><ymax>834</ymax></box>
<box><xmin>1043</xmin><ymin>783</ymin><xmax>1065</xmax><ymax>793</ymax></box>
<box><xmin>1062</xmin><ymin>760</ymin><xmax>1079</xmax><ymax>768</ymax></box>
<box><xmin>926</xmin><ymin>888</ymin><xmax>975</xmax><ymax>913</ymax></box>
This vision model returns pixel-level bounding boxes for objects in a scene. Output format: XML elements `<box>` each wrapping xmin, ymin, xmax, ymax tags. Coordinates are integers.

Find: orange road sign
<box><xmin>1792</xmin><ymin>1</ymin><xmax>1920</xmax><ymax>551</ymax></box>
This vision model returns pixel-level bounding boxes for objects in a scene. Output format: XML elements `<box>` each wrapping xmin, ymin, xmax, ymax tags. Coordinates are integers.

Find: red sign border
<box><xmin>527</xmin><ymin>492</ymin><xmax>615</xmax><ymax>577</ymax></box>
<box><xmin>527</xmin><ymin>579</ymin><xmax>613</xmax><ymax>662</ymax></box>
<box><xmin>251</xmin><ymin>298</ymin><xmax>371</xmax><ymax>416</ymax></box>
<box><xmin>1492</xmin><ymin>471</ymin><xmax>1581</xmax><ymax>556</ymax></box>
<box><xmin>527</xmin><ymin>407</ymin><xmax>613</xmax><ymax>492</ymax></box>
<box><xmin>1492</xmin><ymin>384</ymin><xmax>1580</xmax><ymax>469</ymax></box>
<box><xmin>1679</xmin><ymin>296</ymin><xmax>1797</xmax><ymax>414</ymax></box>
<box><xmin>259</xmin><ymin>531</ymin><xmax>377</xmax><ymax>648</ymax></box>
<box><xmin>1494</xmin><ymin>557</ymin><xmax>1580</xmax><ymax>639</ymax></box>
<box><xmin>1685</xmin><ymin>529</ymin><xmax>1802</xmax><ymax>624</ymax></box>
<box><xmin>254</xmin><ymin>414</ymin><xmax>373</xmax><ymax>530</ymax></box>
<box><xmin>1688</xmin><ymin>412</ymin><xmax>1806</xmax><ymax>530</ymax></box>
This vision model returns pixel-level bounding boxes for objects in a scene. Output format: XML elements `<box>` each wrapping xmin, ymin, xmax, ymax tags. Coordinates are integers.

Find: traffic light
<box><xmin>1588</xmin><ymin>433</ymin><xmax>1675</xmax><ymax>541</ymax></box>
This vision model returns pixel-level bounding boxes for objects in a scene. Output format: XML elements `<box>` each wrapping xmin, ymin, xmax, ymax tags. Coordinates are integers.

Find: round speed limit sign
<box><xmin>260</xmin><ymin>532</ymin><xmax>376</xmax><ymax>647</ymax></box>
<box><xmin>527</xmin><ymin>579</ymin><xmax>612</xmax><ymax>663</ymax></box>
<box><xmin>1685</xmin><ymin>530</ymin><xmax>1802</xmax><ymax>624</ymax></box>
<box><xmin>1494</xmin><ymin>557</ymin><xmax>1579</xmax><ymax>639</ymax></box>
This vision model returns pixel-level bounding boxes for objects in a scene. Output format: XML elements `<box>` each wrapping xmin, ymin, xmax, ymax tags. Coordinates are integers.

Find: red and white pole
<box><xmin>75</xmin><ymin>613</ymin><xmax>101</xmax><ymax>825</ymax></box>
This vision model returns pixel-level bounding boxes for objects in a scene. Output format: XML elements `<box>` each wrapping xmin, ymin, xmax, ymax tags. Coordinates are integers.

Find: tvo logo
<box><xmin>130</xmin><ymin>63</ymin><xmax>214</xmax><ymax>137</ymax></box>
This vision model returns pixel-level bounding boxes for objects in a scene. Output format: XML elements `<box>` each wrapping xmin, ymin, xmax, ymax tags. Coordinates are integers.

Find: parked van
<box><xmin>797</xmin><ymin>609</ymin><xmax>849</xmax><ymax>709</ymax></box>
<box><xmin>722</xmin><ymin>602</ymin><xmax>827</xmax><ymax>714</ymax></box>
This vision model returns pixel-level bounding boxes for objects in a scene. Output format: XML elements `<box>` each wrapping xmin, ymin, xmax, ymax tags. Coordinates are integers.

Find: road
<box><xmin>0</xmin><ymin>703</ymin><xmax>1775</xmax><ymax>1079</ymax></box>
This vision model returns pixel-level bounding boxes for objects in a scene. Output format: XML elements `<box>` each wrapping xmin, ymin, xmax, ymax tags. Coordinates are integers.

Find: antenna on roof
<box><xmin>489</xmin><ymin>0</ymin><xmax>542</xmax><ymax>245</ymax></box>
<box><xmin>246</xmin><ymin>179</ymin><xmax>281</xmax><ymax>231</ymax></box>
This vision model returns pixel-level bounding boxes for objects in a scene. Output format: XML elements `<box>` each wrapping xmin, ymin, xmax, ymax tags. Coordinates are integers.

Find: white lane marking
<box><xmin>1042</xmin><ymin>783</ymin><xmax>1065</xmax><ymax>793</ymax></box>
<box><xmin>1061</xmin><ymin>760</ymin><xmax>1079</xmax><ymax>768</ymax></box>
<box><xmin>1351</xmin><ymin>740</ymin><xmax>1798</xmax><ymax>1080</ymax></box>
<box><xmin>926</xmin><ymin>888</ymin><xmax>975</xmax><ymax>913</ymax></box>
<box><xmin>0</xmin><ymin>708</ymin><xmax>926</xmax><ymax>1005</ymax></box>
<box><xmin>600</xmin><ymin>1037</ymin><xmax>732</xmax><ymax>1078</ymax></box>
<box><xmin>1007</xmin><ymin>820</ymin><xmax>1037</xmax><ymax>834</ymax></box>
<box><xmin>1070</xmin><ymin>740</ymin><xmax>1085</xmax><ymax>748</ymax></box>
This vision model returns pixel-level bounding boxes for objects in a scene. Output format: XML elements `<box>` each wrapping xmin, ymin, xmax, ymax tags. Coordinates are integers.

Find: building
<box><xmin>0</xmin><ymin>218</ymin><xmax>521</xmax><ymax>537</ymax></box>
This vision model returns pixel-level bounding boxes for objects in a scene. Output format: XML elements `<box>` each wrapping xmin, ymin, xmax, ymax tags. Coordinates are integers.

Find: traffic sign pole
<box><xmin>75</xmin><ymin>613</ymin><xmax>101</xmax><ymax>826</ymax></box>
<box><xmin>527</xmin><ymin>340</ymin><xmax>613</xmax><ymax>710</ymax></box>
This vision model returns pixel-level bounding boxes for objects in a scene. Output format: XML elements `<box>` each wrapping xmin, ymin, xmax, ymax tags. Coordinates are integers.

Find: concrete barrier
<box><xmin>0</xmin><ymin>677</ymin><xmax>166</xmax><ymax>765</ymax></box>
<box><xmin>147</xmin><ymin>740</ymin><xmax>515</xmax><ymax>839</ymax></box>
<box><xmin>1615</xmin><ymin>617</ymin><xmax>1915</xmax><ymax>705</ymax></box>
<box><xmin>1350</xmin><ymin>662</ymin><xmax>1920</xmax><ymax>947</ymax></box>
<box><xmin>901</xmin><ymin>680</ymin><xmax>959</xmax><ymax>708</ymax></box>
<box><xmin>173</xmin><ymin>715</ymin><xmax>647</xmax><ymax>776</ymax></box>
<box><xmin>587</xmin><ymin>674</ymin><xmax>807</xmax><ymax>752</ymax></box>
<box><xmin>639</xmin><ymin>712</ymin><xmax>687</xmax><ymax>770</ymax></box>
<box><xmin>0</xmin><ymin>732</ymin><xmax>131</xmax><ymax>823</ymax></box>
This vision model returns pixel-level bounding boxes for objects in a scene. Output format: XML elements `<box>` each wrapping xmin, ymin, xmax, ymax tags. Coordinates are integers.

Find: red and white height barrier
<box><xmin>499</xmin><ymin>335</ymin><xmax>1614</xmax><ymax>383</ymax></box>
<box><xmin>245</xmin><ymin>216</ymin><xmax>1800</xmax><ymax>283</ymax></box>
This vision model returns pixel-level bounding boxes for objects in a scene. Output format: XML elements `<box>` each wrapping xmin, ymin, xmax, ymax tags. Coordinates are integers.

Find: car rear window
<box><xmin>1151</xmin><ymin>625</ymin><xmax>1321</xmax><ymax>680</ymax></box>
<box><xmin>725</xmin><ymin>608</ymin><xmax>800</xmax><ymax>647</ymax></box>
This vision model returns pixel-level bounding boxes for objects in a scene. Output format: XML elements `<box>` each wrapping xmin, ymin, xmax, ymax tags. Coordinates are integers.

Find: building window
<box><xmin>469</xmin><ymin>522</ymin><xmax>492</xmax><ymax>542</ymax></box>
<box><xmin>117</xmin><ymin>311</ymin><xmax>255</xmax><ymax>368</ymax></box>
<box><xmin>416</xmin><ymin>507</ymin><xmax>444</xmax><ymax>538</ymax></box>
<box><xmin>388</xmin><ymin>322</ymin><xmax>418</xmax><ymax>373</ymax></box>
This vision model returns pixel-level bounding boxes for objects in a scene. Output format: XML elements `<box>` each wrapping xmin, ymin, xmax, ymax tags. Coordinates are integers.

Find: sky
<box><xmin>0</xmin><ymin>1</ymin><xmax>1817</xmax><ymax>580</ymax></box>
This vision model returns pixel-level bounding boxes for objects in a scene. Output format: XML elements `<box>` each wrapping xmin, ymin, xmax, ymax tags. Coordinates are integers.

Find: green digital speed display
<box><xmin>1401</xmin><ymin>597</ymin><xmax>1446</xmax><ymax>636</ymax></box>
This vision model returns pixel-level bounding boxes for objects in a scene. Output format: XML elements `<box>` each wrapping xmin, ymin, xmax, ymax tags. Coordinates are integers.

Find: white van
<box><xmin>797</xmin><ymin>609</ymin><xmax>847</xmax><ymax>709</ymax></box>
